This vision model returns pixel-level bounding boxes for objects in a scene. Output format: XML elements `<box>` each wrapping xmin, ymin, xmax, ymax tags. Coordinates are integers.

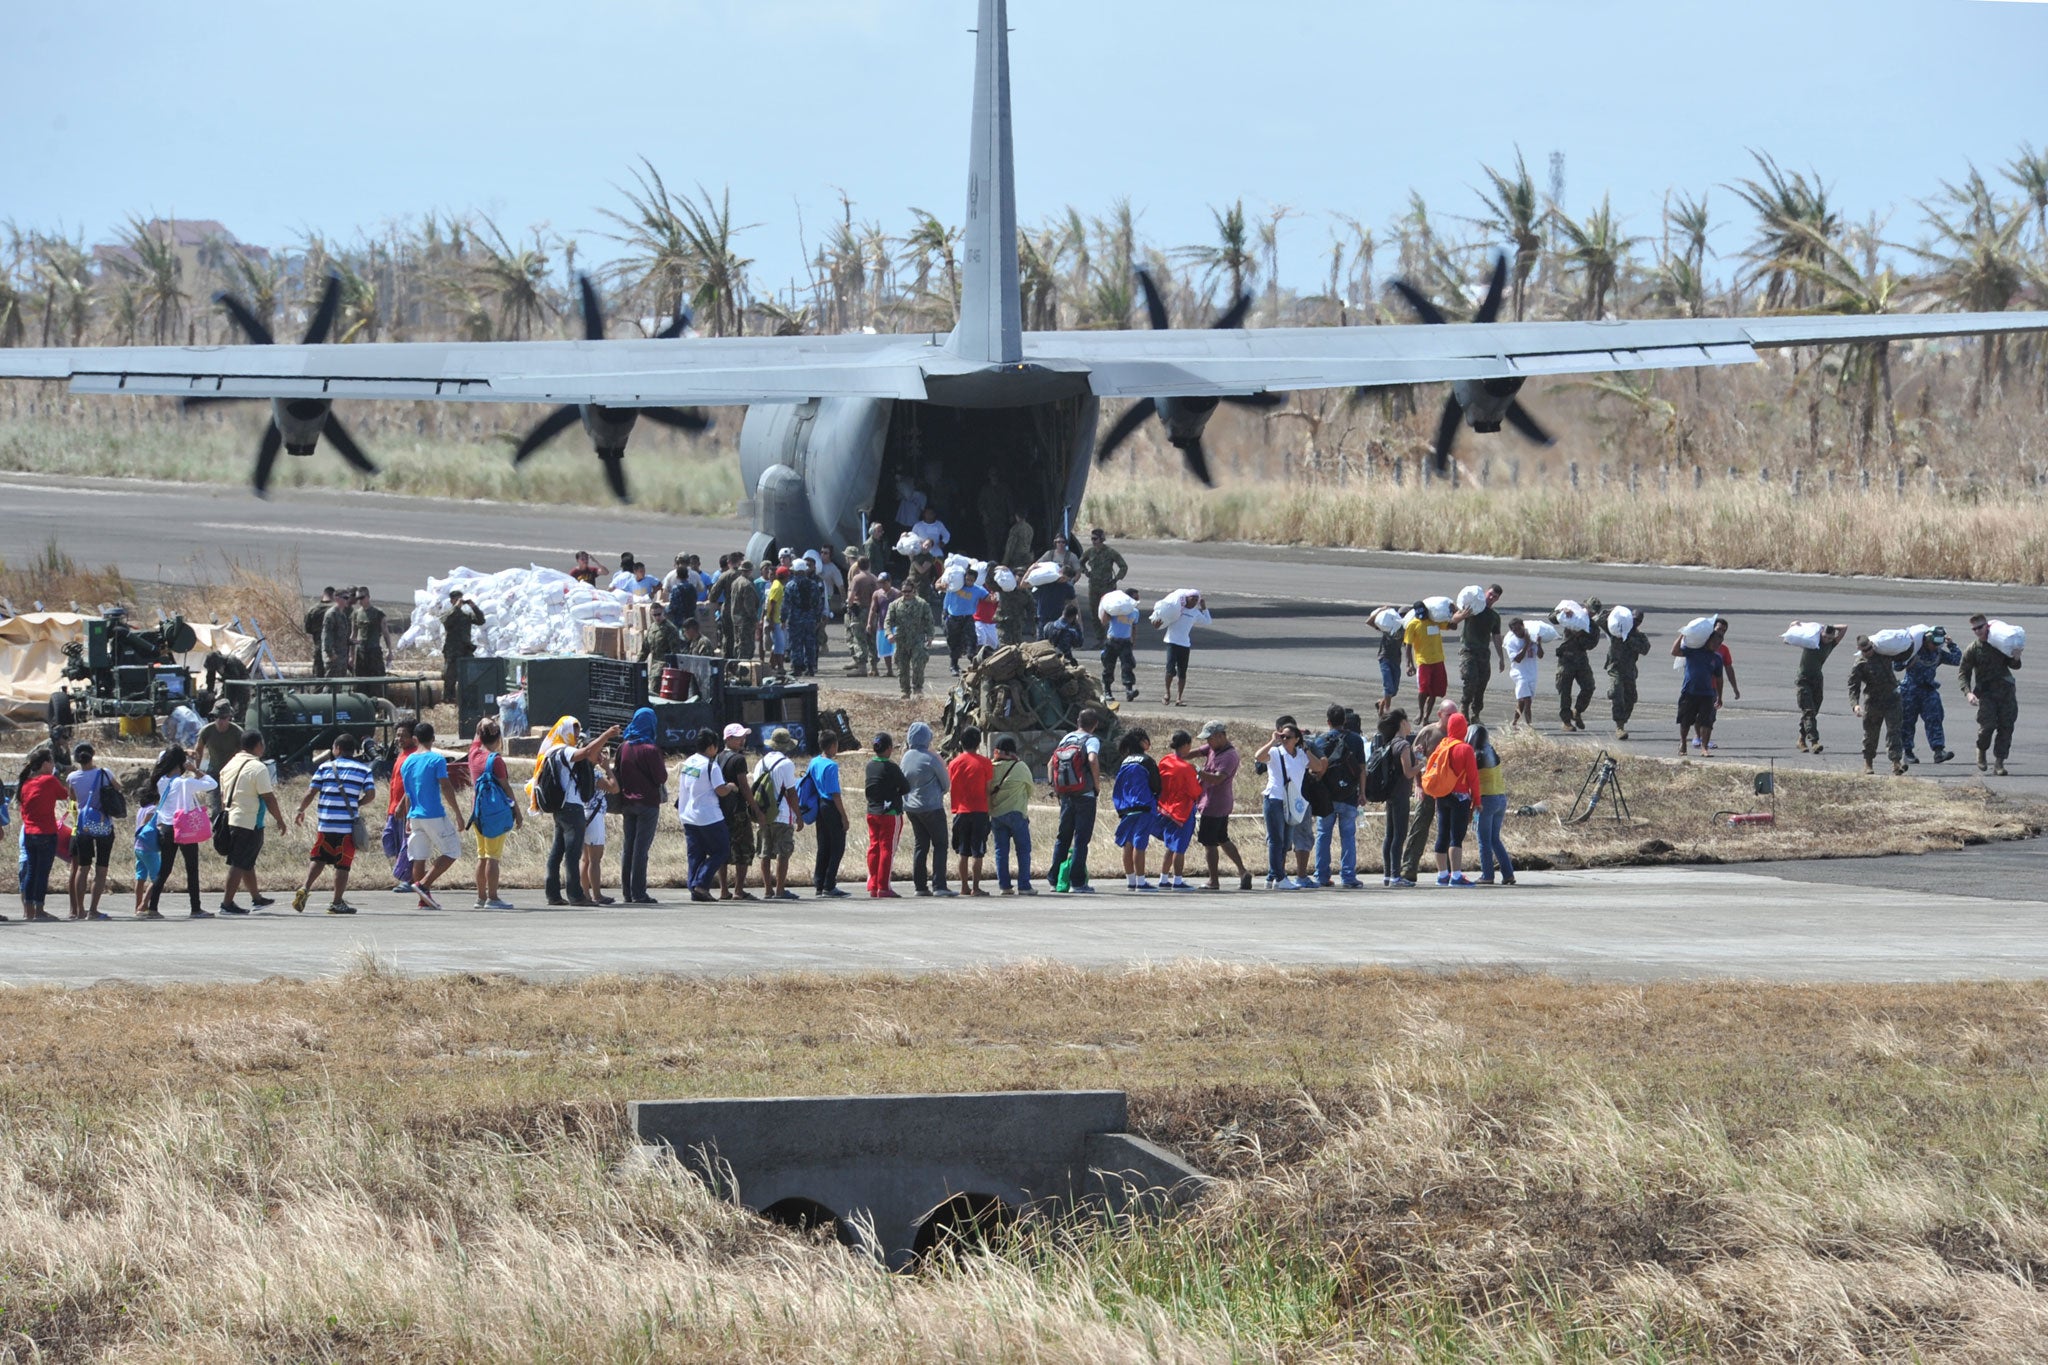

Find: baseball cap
<box><xmin>722</xmin><ymin>723</ymin><xmax>750</xmax><ymax>741</ymax></box>
<box><xmin>1197</xmin><ymin>720</ymin><xmax>1227</xmax><ymax>739</ymax></box>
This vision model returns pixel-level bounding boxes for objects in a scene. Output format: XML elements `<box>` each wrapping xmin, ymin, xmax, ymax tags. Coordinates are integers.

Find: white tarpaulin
<box><xmin>0</xmin><ymin>613</ymin><xmax>257</xmax><ymax>719</ymax></box>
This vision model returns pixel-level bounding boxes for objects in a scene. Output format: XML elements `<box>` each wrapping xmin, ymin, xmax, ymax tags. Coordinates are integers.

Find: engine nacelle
<box><xmin>1451</xmin><ymin>377</ymin><xmax>1527</xmax><ymax>435</ymax></box>
<box><xmin>739</xmin><ymin>398</ymin><xmax>892</xmax><ymax>553</ymax></box>
<box><xmin>1156</xmin><ymin>395</ymin><xmax>1222</xmax><ymax>451</ymax></box>
<box><xmin>580</xmin><ymin>403</ymin><xmax>640</xmax><ymax>457</ymax></box>
<box><xmin>271</xmin><ymin>398</ymin><xmax>331</xmax><ymax>456</ymax></box>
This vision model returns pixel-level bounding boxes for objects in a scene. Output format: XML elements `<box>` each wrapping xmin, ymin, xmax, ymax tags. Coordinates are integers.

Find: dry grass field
<box><xmin>4</xmin><ymin>963</ymin><xmax>2048</xmax><ymax>1360</ymax></box>
<box><xmin>28</xmin><ymin>687</ymin><xmax>2040</xmax><ymax>906</ymax></box>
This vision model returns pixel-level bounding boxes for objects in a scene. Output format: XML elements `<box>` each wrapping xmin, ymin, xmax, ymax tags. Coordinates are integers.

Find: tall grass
<box><xmin>1082</xmin><ymin>472</ymin><xmax>2048</xmax><ymax>584</ymax></box>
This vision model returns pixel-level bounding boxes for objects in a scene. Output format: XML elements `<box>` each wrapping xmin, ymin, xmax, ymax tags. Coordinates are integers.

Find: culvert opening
<box><xmin>911</xmin><ymin>1192</ymin><xmax>1016</xmax><ymax>1260</ymax></box>
<box><xmin>761</xmin><ymin>1196</ymin><xmax>859</xmax><ymax>1247</ymax></box>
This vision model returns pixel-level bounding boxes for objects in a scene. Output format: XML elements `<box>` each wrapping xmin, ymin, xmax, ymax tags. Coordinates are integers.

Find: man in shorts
<box><xmin>755</xmin><ymin>728</ymin><xmax>804</xmax><ymax>901</ymax></box>
<box><xmin>217</xmin><ymin>731</ymin><xmax>285</xmax><ymax>914</ymax></box>
<box><xmin>946</xmin><ymin>725</ymin><xmax>993</xmax><ymax>897</ymax></box>
<box><xmin>1190</xmin><ymin>720</ymin><xmax>1252</xmax><ymax>891</ymax></box>
<box><xmin>1673</xmin><ymin>633</ymin><xmax>1725</xmax><ymax>755</ymax></box>
<box><xmin>64</xmin><ymin>742</ymin><xmax>119</xmax><ymax>920</ymax></box>
<box><xmin>400</xmin><ymin>722</ymin><xmax>469</xmax><ymax>909</ymax></box>
<box><xmin>1403</xmin><ymin>602</ymin><xmax>1448</xmax><ymax>725</ymax></box>
<box><xmin>293</xmin><ymin>732</ymin><xmax>375</xmax><ymax>914</ymax></box>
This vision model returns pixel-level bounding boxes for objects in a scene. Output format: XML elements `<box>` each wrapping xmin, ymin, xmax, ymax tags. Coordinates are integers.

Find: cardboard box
<box><xmin>580</xmin><ymin>622</ymin><xmax>625</xmax><ymax>660</ymax></box>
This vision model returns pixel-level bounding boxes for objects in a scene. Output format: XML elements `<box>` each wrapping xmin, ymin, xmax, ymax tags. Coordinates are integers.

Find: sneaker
<box><xmin>188</xmin><ymin>908</ymin><xmax>215</xmax><ymax>919</ymax></box>
<box><xmin>485</xmin><ymin>898</ymin><xmax>516</xmax><ymax>911</ymax></box>
<box><xmin>1500</xmin><ymin>877</ymin><xmax>1518</xmax><ymax>886</ymax></box>
<box><xmin>417</xmin><ymin>888</ymin><xmax>443</xmax><ymax>910</ymax></box>
<box><xmin>1449</xmin><ymin>875</ymin><xmax>1477</xmax><ymax>887</ymax></box>
<box><xmin>134</xmin><ymin>910</ymin><xmax>164</xmax><ymax>921</ymax></box>
<box><xmin>691</xmin><ymin>890</ymin><xmax>716</xmax><ymax>903</ymax></box>
<box><xmin>1289</xmin><ymin>877</ymin><xmax>1318</xmax><ymax>890</ymax></box>
<box><xmin>817</xmin><ymin>887</ymin><xmax>852</xmax><ymax>899</ymax></box>
<box><xmin>1340</xmin><ymin>879</ymin><xmax>1368</xmax><ymax>889</ymax></box>
<box><xmin>877</xmin><ymin>889</ymin><xmax>903</xmax><ymax>898</ymax></box>
<box><xmin>546</xmin><ymin>896</ymin><xmax>568</xmax><ymax>907</ymax></box>
<box><xmin>86</xmin><ymin>910</ymin><xmax>111</xmax><ymax>921</ymax></box>
<box><xmin>1382</xmin><ymin>877</ymin><xmax>1392</xmax><ymax>887</ymax></box>
<box><xmin>1071</xmin><ymin>885</ymin><xmax>1097</xmax><ymax>895</ymax></box>
<box><xmin>1313</xmin><ymin>878</ymin><xmax>1335</xmax><ymax>888</ymax></box>
<box><xmin>1132</xmin><ymin>881</ymin><xmax>1159</xmax><ymax>892</ymax></box>
<box><xmin>1436</xmin><ymin>873</ymin><xmax>1452</xmax><ymax>886</ymax></box>
<box><xmin>1017</xmin><ymin>886</ymin><xmax>1037</xmax><ymax>896</ymax></box>
<box><xmin>1000</xmin><ymin>888</ymin><xmax>1016</xmax><ymax>897</ymax></box>
<box><xmin>327</xmin><ymin>901</ymin><xmax>359</xmax><ymax>915</ymax></box>
<box><xmin>393</xmin><ymin>882</ymin><xmax>416</xmax><ymax>895</ymax></box>
<box><xmin>1390</xmin><ymin>878</ymin><xmax>1417</xmax><ymax>888</ymax></box>
<box><xmin>292</xmin><ymin>888</ymin><xmax>310</xmax><ymax>914</ymax></box>
<box><xmin>1810</xmin><ymin>744</ymin><xmax>1824</xmax><ymax>754</ymax></box>
<box><xmin>250</xmin><ymin>896</ymin><xmax>276</xmax><ymax>909</ymax></box>
<box><xmin>1476</xmin><ymin>875</ymin><xmax>1497</xmax><ymax>885</ymax></box>
<box><xmin>774</xmin><ymin>890</ymin><xmax>802</xmax><ymax>901</ymax></box>
<box><xmin>1934</xmin><ymin>749</ymin><xmax>1955</xmax><ymax>764</ymax></box>
<box><xmin>932</xmin><ymin>888</ymin><xmax>959</xmax><ymax>898</ymax></box>
<box><xmin>219</xmin><ymin>903</ymin><xmax>250</xmax><ymax>916</ymax></box>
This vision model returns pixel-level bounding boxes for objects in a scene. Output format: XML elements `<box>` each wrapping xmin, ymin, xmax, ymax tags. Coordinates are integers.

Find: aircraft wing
<box><xmin>1</xmin><ymin>310</ymin><xmax>2043</xmax><ymax>406</ymax></box>
<box><xmin>0</xmin><ymin>332</ymin><xmax>940</xmax><ymax>406</ymax></box>
<box><xmin>1046</xmin><ymin>311</ymin><xmax>2048</xmax><ymax>399</ymax></box>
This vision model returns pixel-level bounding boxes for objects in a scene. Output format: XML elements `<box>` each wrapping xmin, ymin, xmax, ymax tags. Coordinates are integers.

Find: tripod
<box><xmin>1564</xmin><ymin>749</ymin><xmax>1630</xmax><ymax>824</ymax></box>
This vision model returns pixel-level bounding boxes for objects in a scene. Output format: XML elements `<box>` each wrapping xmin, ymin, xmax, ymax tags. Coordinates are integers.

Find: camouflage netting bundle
<box><xmin>940</xmin><ymin>640</ymin><xmax>1118</xmax><ymax>764</ymax></box>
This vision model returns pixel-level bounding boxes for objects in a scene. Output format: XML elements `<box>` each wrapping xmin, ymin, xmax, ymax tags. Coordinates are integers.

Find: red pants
<box><xmin>866</xmin><ymin>815</ymin><xmax>900</xmax><ymax>896</ymax></box>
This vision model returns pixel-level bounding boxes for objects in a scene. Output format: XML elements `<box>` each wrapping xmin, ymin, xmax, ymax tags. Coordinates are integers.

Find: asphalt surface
<box><xmin>4</xmin><ymin>471</ymin><xmax>2044</xmax><ymax>987</ymax></box>
<box><xmin>5</xmin><ymin>470</ymin><xmax>2042</xmax><ymax>796</ymax></box>
<box><xmin>1</xmin><ymin>868</ymin><xmax>2044</xmax><ymax>986</ymax></box>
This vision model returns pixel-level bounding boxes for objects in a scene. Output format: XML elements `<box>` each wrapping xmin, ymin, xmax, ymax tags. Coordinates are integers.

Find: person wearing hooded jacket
<box><xmin>616</xmin><ymin>707</ymin><xmax>668</xmax><ymax>904</ymax></box>
<box><xmin>1428</xmin><ymin>712</ymin><xmax>1480</xmax><ymax>888</ymax></box>
<box><xmin>900</xmin><ymin>722</ymin><xmax>954</xmax><ymax>896</ymax></box>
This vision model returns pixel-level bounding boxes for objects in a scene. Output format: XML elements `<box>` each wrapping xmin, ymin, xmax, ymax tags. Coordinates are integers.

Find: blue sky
<box><xmin>7</xmin><ymin>0</ymin><xmax>2041</xmax><ymax>297</ymax></box>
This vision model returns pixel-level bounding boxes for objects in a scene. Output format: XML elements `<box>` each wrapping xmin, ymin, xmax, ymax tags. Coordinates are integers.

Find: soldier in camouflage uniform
<box><xmin>1604</xmin><ymin>610</ymin><xmax>1652</xmax><ymax>740</ymax></box>
<box><xmin>1846</xmin><ymin>636</ymin><xmax>1905</xmax><ymax>776</ymax></box>
<box><xmin>322</xmin><ymin>588</ymin><xmax>356</xmax><ymax>677</ymax></box>
<box><xmin>1080</xmin><ymin>527</ymin><xmax>1128</xmax><ymax>647</ymax></box>
<box><xmin>1550</xmin><ymin>597</ymin><xmax>1602</xmax><ymax>731</ymax></box>
<box><xmin>727</xmin><ymin>563</ymin><xmax>762</xmax><ymax>662</ymax></box>
<box><xmin>682</xmin><ymin>618</ymin><xmax>721</xmax><ymax>657</ymax></box>
<box><xmin>997</xmin><ymin>574</ymin><xmax>1036</xmax><ymax>646</ymax></box>
<box><xmin>1959</xmin><ymin>614</ymin><xmax>2022</xmax><ymax>776</ymax></box>
<box><xmin>884</xmin><ymin>589</ymin><xmax>936</xmax><ymax>697</ymax></box>
<box><xmin>351</xmin><ymin>587</ymin><xmax>389</xmax><ymax>693</ymax></box>
<box><xmin>640</xmin><ymin>603</ymin><xmax>685</xmax><ymax>664</ymax></box>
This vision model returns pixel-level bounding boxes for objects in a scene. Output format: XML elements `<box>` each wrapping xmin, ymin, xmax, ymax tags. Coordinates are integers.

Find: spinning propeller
<box><xmin>509</xmin><ymin>275</ymin><xmax>710</xmax><ymax>503</ymax></box>
<box><xmin>189</xmin><ymin>275</ymin><xmax>378</xmax><ymax>497</ymax></box>
<box><xmin>1094</xmin><ymin>268</ymin><xmax>1284</xmax><ymax>487</ymax></box>
<box><xmin>1388</xmin><ymin>252</ymin><xmax>1555</xmax><ymax>475</ymax></box>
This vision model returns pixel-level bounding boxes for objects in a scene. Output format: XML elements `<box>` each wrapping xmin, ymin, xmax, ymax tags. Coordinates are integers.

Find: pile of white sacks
<box><xmin>396</xmin><ymin>565</ymin><xmax>632</xmax><ymax>658</ymax></box>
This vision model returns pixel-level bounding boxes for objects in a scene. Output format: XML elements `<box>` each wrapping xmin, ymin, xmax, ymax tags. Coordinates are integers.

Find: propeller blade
<box><xmin>512</xmin><ymin>405</ymin><xmax>583</xmax><ymax>464</ymax></box>
<box><xmin>642</xmin><ymin>406</ymin><xmax>711</xmax><ymax>432</ymax></box>
<box><xmin>252</xmin><ymin>424</ymin><xmax>284</xmax><ymax>497</ymax></box>
<box><xmin>599</xmin><ymin>453</ymin><xmax>632</xmax><ymax>503</ymax></box>
<box><xmin>1503</xmin><ymin>400</ymin><xmax>1555</xmax><ymax>447</ymax></box>
<box><xmin>1136</xmin><ymin>268</ymin><xmax>1170</xmax><ymax>332</ymax></box>
<box><xmin>1391</xmin><ymin>280</ymin><xmax>1450</xmax><ymax>326</ymax></box>
<box><xmin>1431</xmin><ymin>395</ymin><xmax>1463</xmax><ymax>475</ymax></box>
<box><xmin>655</xmin><ymin>302</ymin><xmax>694</xmax><ymax>340</ymax></box>
<box><xmin>301</xmin><ymin>276</ymin><xmax>342</xmax><ymax>346</ymax></box>
<box><xmin>1222</xmin><ymin>392</ymin><xmax>1286</xmax><ymax>410</ymax></box>
<box><xmin>214</xmin><ymin>292</ymin><xmax>277</xmax><ymax>347</ymax></box>
<box><xmin>322</xmin><ymin>415</ymin><xmax>379</xmax><ymax>474</ymax></box>
<box><xmin>1474</xmin><ymin>253</ymin><xmax>1509</xmax><ymax>325</ymax></box>
<box><xmin>579</xmin><ymin>275</ymin><xmax>605</xmax><ymax>342</ymax></box>
<box><xmin>1180</xmin><ymin>436</ymin><xmax>1216</xmax><ymax>488</ymax></box>
<box><xmin>1212</xmin><ymin>291</ymin><xmax>1254</xmax><ymax>331</ymax></box>
<box><xmin>1095</xmin><ymin>398</ymin><xmax>1157</xmax><ymax>464</ymax></box>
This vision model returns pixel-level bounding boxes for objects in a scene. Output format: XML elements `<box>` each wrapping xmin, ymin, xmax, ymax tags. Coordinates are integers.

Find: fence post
<box><xmin>1568</xmin><ymin>460</ymin><xmax>1579</xmax><ymax>491</ymax></box>
<box><xmin>1792</xmin><ymin>468</ymin><xmax>1804</xmax><ymax>497</ymax></box>
<box><xmin>1693</xmin><ymin>464</ymin><xmax>1704</xmax><ymax>489</ymax></box>
<box><xmin>1392</xmin><ymin>453</ymin><xmax>1403</xmax><ymax>487</ymax></box>
<box><xmin>1927</xmin><ymin>468</ymin><xmax>1939</xmax><ymax>495</ymax></box>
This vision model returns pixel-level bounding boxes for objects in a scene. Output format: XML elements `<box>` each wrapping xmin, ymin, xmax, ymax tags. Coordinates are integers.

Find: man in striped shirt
<box><xmin>292</xmin><ymin>733</ymin><xmax>376</xmax><ymax>914</ymax></box>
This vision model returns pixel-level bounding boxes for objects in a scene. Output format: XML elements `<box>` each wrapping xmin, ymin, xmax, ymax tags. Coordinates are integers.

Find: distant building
<box><xmin>92</xmin><ymin>218</ymin><xmax>270</xmax><ymax>281</ymax></box>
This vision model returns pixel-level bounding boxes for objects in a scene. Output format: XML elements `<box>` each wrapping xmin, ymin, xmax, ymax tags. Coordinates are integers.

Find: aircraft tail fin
<box><xmin>950</xmin><ymin>0</ymin><xmax>1022</xmax><ymax>365</ymax></box>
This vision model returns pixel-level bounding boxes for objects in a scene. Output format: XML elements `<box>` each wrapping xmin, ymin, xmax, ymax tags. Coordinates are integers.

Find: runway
<box><xmin>0</xmin><ymin>866</ymin><xmax>2043</xmax><ymax>987</ymax></box>
<box><xmin>8</xmin><ymin>471</ymin><xmax>2043</xmax><ymax>797</ymax></box>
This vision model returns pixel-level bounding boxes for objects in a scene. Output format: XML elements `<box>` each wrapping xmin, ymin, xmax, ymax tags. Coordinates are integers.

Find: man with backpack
<box><xmin>677</xmin><ymin>729</ymin><xmax>735</xmax><ymax>903</ymax></box>
<box><xmin>1046</xmin><ymin>708</ymin><xmax>1106</xmax><ymax>894</ymax></box>
<box><xmin>805</xmin><ymin>731</ymin><xmax>851</xmax><ymax>897</ymax></box>
<box><xmin>1310</xmin><ymin>705</ymin><xmax>1368</xmax><ymax>889</ymax></box>
<box><xmin>292</xmin><ymin>732</ymin><xmax>375</xmax><ymax>914</ymax></box>
<box><xmin>532</xmin><ymin>718</ymin><xmax>618</xmax><ymax>908</ymax></box>
<box><xmin>752</xmin><ymin>728</ymin><xmax>805</xmax><ymax>901</ymax></box>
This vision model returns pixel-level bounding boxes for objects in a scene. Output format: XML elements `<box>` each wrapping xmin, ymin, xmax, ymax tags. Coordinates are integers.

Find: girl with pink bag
<box><xmin>145</xmin><ymin>746</ymin><xmax>218</xmax><ymax>920</ymax></box>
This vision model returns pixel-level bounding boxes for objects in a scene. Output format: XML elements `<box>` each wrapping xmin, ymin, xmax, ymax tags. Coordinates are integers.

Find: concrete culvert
<box><xmin>911</xmin><ymin>1192</ymin><xmax>1016</xmax><ymax>1259</ymax></box>
<box><xmin>760</xmin><ymin>1196</ymin><xmax>858</xmax><ymax>1247</ymax></box>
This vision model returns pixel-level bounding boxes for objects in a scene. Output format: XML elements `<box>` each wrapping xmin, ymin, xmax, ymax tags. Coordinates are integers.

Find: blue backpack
<box><xmin>135</xmin><ymin>806</ymin><xmax>162</xmax><ymax>858</ymax></box>
<box><xmin>472</xmin><ymin>760</ymin><xmax>516</xmax><ymax>839</ymax></box>
<box><xmin>1113</xmin><ymin>757</ymin><xmax>1158</xmax><ymax>817</ymax></box>
<box><xmin>797</xmin><ymin>766</ymin><xmax>822</xmax><ymax>824</ymax></box>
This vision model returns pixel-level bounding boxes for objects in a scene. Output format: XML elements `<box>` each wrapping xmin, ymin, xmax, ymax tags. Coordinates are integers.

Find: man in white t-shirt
<box><xmin>753</xmin><ymin>728</ymin><xmax>804</xmax><ymax>902</ymax></box>
<box><xmin>676</xmin><ymin>728</ymin><xmax>735</xmax><ymax>903</ymax></box>
<box><xmin>909</xmin><ymin>506</ymin><xmax>951</xmax><ymax>556</ymax></box>
<box><xmin>1160</xmin><ymin>593</ymin><xmax>1214</xmax><ymax>708</ymax></box>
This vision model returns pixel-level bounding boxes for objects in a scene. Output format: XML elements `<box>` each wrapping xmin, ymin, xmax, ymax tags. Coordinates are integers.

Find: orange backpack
<box><xmin>1420</xmin><ymin>741</ymin><xmax>1460</xmax><ymax>799</ymax></box>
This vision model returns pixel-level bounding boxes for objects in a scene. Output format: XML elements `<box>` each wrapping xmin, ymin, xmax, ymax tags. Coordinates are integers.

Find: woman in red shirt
<box><xmin>1155</xmin><ymin>731</ymin><xmax>1203</xmax><ymax>890</ymax></box>
<box><xmin>16</xmin><ymin>747</ymin><xmax>69</xmax><ymax>922</ymax></box>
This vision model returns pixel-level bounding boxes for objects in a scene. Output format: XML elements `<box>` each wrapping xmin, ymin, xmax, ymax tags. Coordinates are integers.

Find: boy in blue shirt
<box><xmin>942</xmin><ymin>567</ymin><xmax>988</xmax><ymax>675</ymax></box>
<box><xmin>1112</xmin><ymin>728</ymin><xmax>1161</xmax><ymax>891</ymax></box>
<box><xmin>1672</xmin><ymin>634</ymin><xmax>1725</xmax><ymax>756</ymax></box>
<box><xmin>807</xmin><ymin>731</ymin><xmax>850</xmax><ymax>897</ymax></box>
<box><xmin>400</xmin><ymin>722</ymin><xmax>468</xmax><ymax>910</ymax></box>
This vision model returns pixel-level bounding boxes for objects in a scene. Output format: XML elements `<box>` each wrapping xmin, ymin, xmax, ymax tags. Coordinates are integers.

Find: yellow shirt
<box><xmin>1478</xmin><ymin>763</ymin><xmax>1505</xmax><ymax>797</ymax></box>
<box><xmin>764</xmin><ymin>580</ymin><xmax>786</xmax><ymax>624</ymax></box>
<box><xmin>1403</xmin><ymin>616</ymin><xmax>1445</xmax><ymax>667</ymax></box>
